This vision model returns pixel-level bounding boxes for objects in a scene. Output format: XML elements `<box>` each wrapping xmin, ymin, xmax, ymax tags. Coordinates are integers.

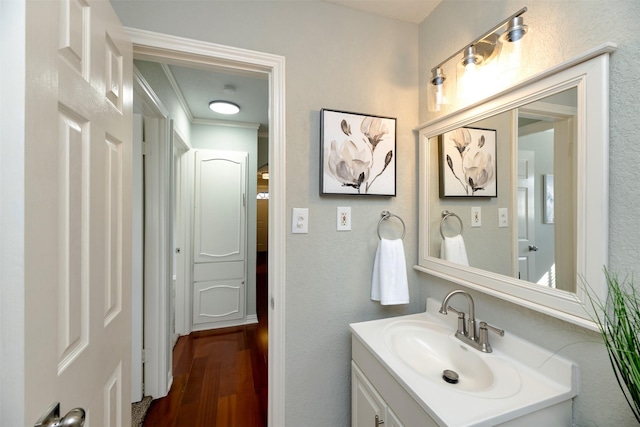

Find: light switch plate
<box><xmin>337</xmin><ymin>207</ymin><xmax>351</xmax><ymax>231</ymax></box>
<box><xmin>292</xmin><ymin>208</ymin><xmax>309</xmax><ymax>234</ymax></box>
<box><xmin>471</xmin><ymin>207</ymin><xmax>481</xmax><ymax>227</ymax></box>
<box><xmin>498</xmin><ymin>208</ymin><xmax>509</xmax><ymax>228</ymax></box>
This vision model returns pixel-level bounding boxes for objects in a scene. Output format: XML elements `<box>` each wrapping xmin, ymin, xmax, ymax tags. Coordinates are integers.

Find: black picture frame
<box><xmin>320</xmin><ymin>108</ymin><xmax>396</xmax><ymax>196</ymax></box>
<box><xmin>439</xmin><ymin>126</ymin><xmax>497</xmax><ymax>198</ymax></box>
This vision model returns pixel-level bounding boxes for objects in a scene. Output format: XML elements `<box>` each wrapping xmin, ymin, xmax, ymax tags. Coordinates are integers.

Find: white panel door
<box><xmin>25</xmin><ymin>0</ymin><xmax>132</xmax><ymax>425</ymax></box>
<box><xmin>517</xmin><ymin>150</ymin><xmax>536</xmax><ymax>281</ymax></box>
<box><xmin>193</xmin><ymin>150</ymin><xmax>247</xmax><ymax>327</ymax></box>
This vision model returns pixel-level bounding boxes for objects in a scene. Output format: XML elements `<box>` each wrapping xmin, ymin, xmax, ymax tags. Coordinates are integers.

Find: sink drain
<box><xmin>442</xmin><ymin>369</ymin><xmax>459</xmax><ymax>384</ymax></box>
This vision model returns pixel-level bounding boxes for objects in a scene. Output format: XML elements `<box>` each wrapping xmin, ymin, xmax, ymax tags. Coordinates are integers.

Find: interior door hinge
<box><xmin>142</xmin><ymin>141</ymin><xmax>151</xmax><ymax>156</ymax></box>
<box><xmin>141</xmin><ymin>349</ymin><xmax>146</xmax><ymax>363</ymax></box>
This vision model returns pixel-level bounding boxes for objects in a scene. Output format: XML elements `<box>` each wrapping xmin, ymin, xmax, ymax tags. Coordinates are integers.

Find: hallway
<box><xmin>143</xmin><ymin>253</ymin><xmax>268</xmax><ymax>426</ymax></box>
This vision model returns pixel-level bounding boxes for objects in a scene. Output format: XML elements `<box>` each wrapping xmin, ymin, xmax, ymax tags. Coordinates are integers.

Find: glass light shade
<box><xmin>427</xmin><ymin>67</ymin><xmax>450</xmax><ymax>112</ymax></box>
<box><xmin>497</xmin><ymin>25</ymin><xmax>533</xmax><ymax>87</ymax></box>
<box><xmin>209</xmin><ymin>100</ymin><xmax>240</xmax><ymax>115</ymax></box>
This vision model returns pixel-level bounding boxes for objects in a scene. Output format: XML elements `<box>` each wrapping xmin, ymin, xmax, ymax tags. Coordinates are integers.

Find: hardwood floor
<box><xmin>144</xmin><ymin>252</ymin><xmax>268</xmax><ymax>427</ymax></box>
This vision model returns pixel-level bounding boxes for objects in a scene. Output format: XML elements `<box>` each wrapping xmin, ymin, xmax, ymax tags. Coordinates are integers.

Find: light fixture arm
<box><xmin>430</xmin><ymin>7</ymin><xmax>527</xmax><ymax>75</ymax></box>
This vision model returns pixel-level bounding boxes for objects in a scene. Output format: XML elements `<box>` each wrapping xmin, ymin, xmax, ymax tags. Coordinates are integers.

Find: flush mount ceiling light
<box><xmin>209</xmin><ymin>100</ymin><xmax>240</xmax><ymax>115</ymax></box>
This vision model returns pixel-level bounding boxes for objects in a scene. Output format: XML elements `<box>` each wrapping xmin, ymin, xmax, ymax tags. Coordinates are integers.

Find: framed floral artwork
<box><xmin>320</xmin><ymin>109</ymin><xmax>396</xmax><ymax>196</ymax></box>
<box><xmin>440</xmin><ymin>126</ymin><xmax>497</xmax><ymax>197</ymax></box>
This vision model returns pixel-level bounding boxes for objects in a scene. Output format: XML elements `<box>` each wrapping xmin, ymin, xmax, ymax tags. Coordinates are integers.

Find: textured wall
<box><xmin>419</xmin><ymin>1</ymin><xmax>640</xmax><ymax>425</ymax></box>
<box><xmin>112</xmin><ymin>1</ymin><xmax>420</xmax><ymax>425</ymax></box>
<box><xmin>133</xmin><ymin>60</ymin><xmax>191</xmax><ymax>142</ymax></box>
<box><xmin>112</xmin><ymin>0</ymin><xmax>640</xmax><ymax>424</ymax></box>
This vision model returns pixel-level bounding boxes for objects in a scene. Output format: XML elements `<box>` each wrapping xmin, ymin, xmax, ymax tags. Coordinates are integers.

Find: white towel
<box><xmin>440</xmin><ymin>235</ymin><xmax>469</xmax><ymax>266</ymax></box>
<box><xmin>371</xmin><ymin>238</ymin><xmax>409</xmax><ymax>305</ymax></box>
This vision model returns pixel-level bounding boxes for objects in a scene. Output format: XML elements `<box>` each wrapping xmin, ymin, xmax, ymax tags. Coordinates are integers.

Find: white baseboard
<box><xmin>191</xmin><ymin>314</ymin><xmax>259</xmax><ymax>332</ymax></box>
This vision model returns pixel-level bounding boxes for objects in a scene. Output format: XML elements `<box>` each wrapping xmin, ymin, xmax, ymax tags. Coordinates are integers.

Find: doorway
<box><xmin>128</xmin><ymin>29</ymin><xmax>286</xmax><ymax>425</ymax></box>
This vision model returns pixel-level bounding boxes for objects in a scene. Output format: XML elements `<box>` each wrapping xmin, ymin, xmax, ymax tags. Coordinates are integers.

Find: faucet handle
<box><xmin>478</xmin><ymin>321</ymin><xmax>504</xmax><ymax>353</ymax></box>
<box><xmin>447</xmin><ymin>306</ymin><xmax>467</xmax><ymax>336</ymax></box>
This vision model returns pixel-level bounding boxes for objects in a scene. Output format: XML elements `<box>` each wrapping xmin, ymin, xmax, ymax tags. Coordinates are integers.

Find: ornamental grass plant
<box><xmin>587</xmin><ymin>268</ymin><xmax>640</xmax><ymax>423</ymax></box>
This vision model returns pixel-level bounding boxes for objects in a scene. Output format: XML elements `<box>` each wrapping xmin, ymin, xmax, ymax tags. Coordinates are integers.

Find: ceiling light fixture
<box><xmin>209</xmin><ymin>100</ymin><xmax>240</xmax><ymax>115</ymax></box>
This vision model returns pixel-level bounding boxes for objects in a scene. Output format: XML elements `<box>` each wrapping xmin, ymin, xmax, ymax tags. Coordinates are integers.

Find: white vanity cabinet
<box><xmin>350</xmin><ymin>304</ymin><xmax>577</xmax><ymax>426</ymax></box>
<box><xmin>352</xmin><ymin>362</ymin><xmax>403</xmax><ymax>427</ymax></box>
<box><xmin>351</xmin><ymin>336</ymin><xmax>440</xmax><ymax>427</ymax></box>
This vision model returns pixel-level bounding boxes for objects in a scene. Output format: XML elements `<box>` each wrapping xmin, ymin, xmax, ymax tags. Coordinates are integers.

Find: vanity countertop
<box><xmin>350</xmin><ymin>299</ymin><xmax>578</xmax><ymax>426</ymax></box>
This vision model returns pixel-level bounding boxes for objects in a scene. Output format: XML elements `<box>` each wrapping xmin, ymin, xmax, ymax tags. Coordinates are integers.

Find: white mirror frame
<box><xmin>416</xmin><ymin>43</ymin><xmax>616</xmax><ymax>330</ymax></box>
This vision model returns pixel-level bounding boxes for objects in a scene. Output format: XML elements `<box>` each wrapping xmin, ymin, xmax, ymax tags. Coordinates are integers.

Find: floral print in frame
<box><xmin>440</xmin><ymin>127</ymin><xmax>497</xmax><ymax>197</ymax></box>
<box><xmin>320</xmin><ymin>109</ymin><xmax>396</xmax><ymax>196</ymax></box>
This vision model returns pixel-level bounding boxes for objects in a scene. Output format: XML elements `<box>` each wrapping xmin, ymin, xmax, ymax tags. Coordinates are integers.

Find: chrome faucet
<box><xmin>439</xmin><ymin>290</ymin><xmax>504</xmax><ymax>353</ymax></box>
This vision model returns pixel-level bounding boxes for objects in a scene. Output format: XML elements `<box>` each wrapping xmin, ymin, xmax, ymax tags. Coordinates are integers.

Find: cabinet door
<box><xmin>352</xmin><ymin>362</ymin><xmax>385</xmax><ymax>427</ymax></box>
<box><xmin>386</xmin><ymin>407</ymin><xmax>404</xmax><ymax>427</ymax></box>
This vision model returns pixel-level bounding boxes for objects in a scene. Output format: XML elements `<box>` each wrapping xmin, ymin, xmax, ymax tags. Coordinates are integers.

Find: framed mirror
<box><xmin>416</xmin><ymin>45</ymin><xmax>615</xmax><ymax>329</ymax></box>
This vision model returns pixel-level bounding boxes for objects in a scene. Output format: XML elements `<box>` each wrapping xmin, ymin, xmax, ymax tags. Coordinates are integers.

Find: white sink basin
<box><xmin>383</xmin><ymin>319</ymin><xmax>521</xmax><ymax>397</ymax></box>
<box><xmin>350</xmin><ymin>299</ymin><xmax>578</xmax><ymax>426</ymax></box>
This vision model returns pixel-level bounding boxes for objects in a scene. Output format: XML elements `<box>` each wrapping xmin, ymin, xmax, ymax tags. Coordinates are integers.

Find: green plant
<box><xmin>587</xmin><ymin>268</ymin><xmax>640</xmax><ymax>423</ymax></box>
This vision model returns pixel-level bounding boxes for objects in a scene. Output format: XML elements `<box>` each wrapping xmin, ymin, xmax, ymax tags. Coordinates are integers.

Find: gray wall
<box><xmin>112</xmin><ymin>2</ymin><xmax>420</xmax><ymax>425</ymax></box>
<box><xmin>430</xmin><ymin>112</ymin><xmax>514</xmax><ymax>276</ymax></box>
<box><xmin>134</xmin><ymin>60</ymin><xmax>191</xmax><ymax>142</ymax></box>
<box><xmin>419</xmin><ymin>1</ymin><xmax>640</xmax><ymax>425</ymax></box>
<box><xmin>113</xmin><ymin>0</ymin><xmax>640</xmax><ymax>425</ymax></box>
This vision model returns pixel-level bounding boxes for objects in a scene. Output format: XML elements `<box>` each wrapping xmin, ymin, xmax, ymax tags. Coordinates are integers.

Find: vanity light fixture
<box><xmin>208</xmin><ymin>100</ymin><xmax>240</xmax><ymax>115</ymax></box>
<box><xmin>428</xmin><ymin>7</ymin><xmax>528</xmax><ymax>110</ymax></box>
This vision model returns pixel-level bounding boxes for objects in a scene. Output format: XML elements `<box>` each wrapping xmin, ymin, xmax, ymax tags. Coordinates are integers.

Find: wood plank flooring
<box><xmin>144</xmin><ymin>253</ymin><xmax>268</xmax><ymax>427</ymax></box>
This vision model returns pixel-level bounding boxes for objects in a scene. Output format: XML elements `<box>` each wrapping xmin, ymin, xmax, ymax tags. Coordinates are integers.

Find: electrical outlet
<box><xmin>292</xmin><ymin>208</ymin><xmax>309</xmax><ymax>234</ymax></box>
<box><xmin>471</xmin><ymin>207</ymin><xmax>482</xmax><ymax>227</ymax></box>
<box><xmin>498</xmin><ymin>208</ymin><xmax>509</xmax><ymax>228</ymax></box>
<box><xmin>337</xmin><ymin>207</ymin><xmax>351</xmax><ymax>231</ymax></box>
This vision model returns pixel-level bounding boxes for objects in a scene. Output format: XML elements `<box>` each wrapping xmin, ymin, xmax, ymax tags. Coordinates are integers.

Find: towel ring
<box><xmin>377</xmin><ymin>210</ymin><xmax>406</xmax><ymax>240</ymax></box>
<box><xmin>440</xmin><ymin>210</ymin><xmax>463</xmax><ymax>239</ymax></box>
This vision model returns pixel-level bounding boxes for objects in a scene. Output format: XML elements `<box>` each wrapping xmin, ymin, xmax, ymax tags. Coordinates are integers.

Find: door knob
<box><xmin>528</xmin><ymin>245</ymin><xmax>539</xmax><ymax>251</ymax></box>
<box><xmin>35</xmin><ymin>403</ymin><xmax>85</xmax><ymax>427</ymax></box>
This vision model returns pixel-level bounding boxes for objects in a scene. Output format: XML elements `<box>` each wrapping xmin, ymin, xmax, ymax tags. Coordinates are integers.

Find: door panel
<box><xmin>194</xmin><ymin>280</ymin><xmax>244</xmax><ymax>319</ymax></box>
<box><xmin>517</xmin><ymin>151</ymin><xmax>535</xmax><ymax>281</ymax></box>
<box><xmin>194</xmin><ymin>153</ymin><xmax>246</xmax><ymax>262</ymax></box>
<box><xmin>193</xmin><ymin>151</ymin><xmax>247</xmax><ymax>328</ymax></box>
<box><xmin>25</xmin><ymin>0</ymin><xmax>132</xmax><ymax>424</ymax></box>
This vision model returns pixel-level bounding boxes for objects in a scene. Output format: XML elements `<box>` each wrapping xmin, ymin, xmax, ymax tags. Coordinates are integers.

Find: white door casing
<box><xmin>131</xmin><ymin>113</ymin><xmax>144</xmax><ymax>402</ymax></box>
<box><xmin>132</xmin><ymin>67</ymin><xmax>173</xmax><ymax>399</ymax></box>
<box><xmin>23</xmin><ymin>0</ymin><xmax>132</xmax><ymax>425</ymax></box>
<box><xmin>126</xmin><ymin>28</ymin><xmax>286</xmax><ymax>426</ymax></box>
<box><xmin>172</xmin><ymin>125</ymin><xmax>192</xmax><ymax>340</ymax></box>
<box><xmin>193</xmin><ymin>150</ymin><xmax>248</xmax><ymax>328</ymax></box>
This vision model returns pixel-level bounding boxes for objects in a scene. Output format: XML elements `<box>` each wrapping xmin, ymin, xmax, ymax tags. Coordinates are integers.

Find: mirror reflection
<box><xmin>428</xmin><ymin>88</ymin><xmax>577</xmax><ymax>293</ymax></box>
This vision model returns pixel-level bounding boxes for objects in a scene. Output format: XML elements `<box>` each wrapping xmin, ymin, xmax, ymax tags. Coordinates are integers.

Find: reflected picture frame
<box><xmin>439</xmin><ymin>126</ymin><xmax>497</xmax><ymax>198</ymax></box>
<box><xmin>320</xmin><ymin>108</ymin><xmax>396</xmax><ymax>196</ymax></box>
<box><xmin>543</xmin><ymin>174</ymin><xmax>554</xmax><ymax>224</ymax></box>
